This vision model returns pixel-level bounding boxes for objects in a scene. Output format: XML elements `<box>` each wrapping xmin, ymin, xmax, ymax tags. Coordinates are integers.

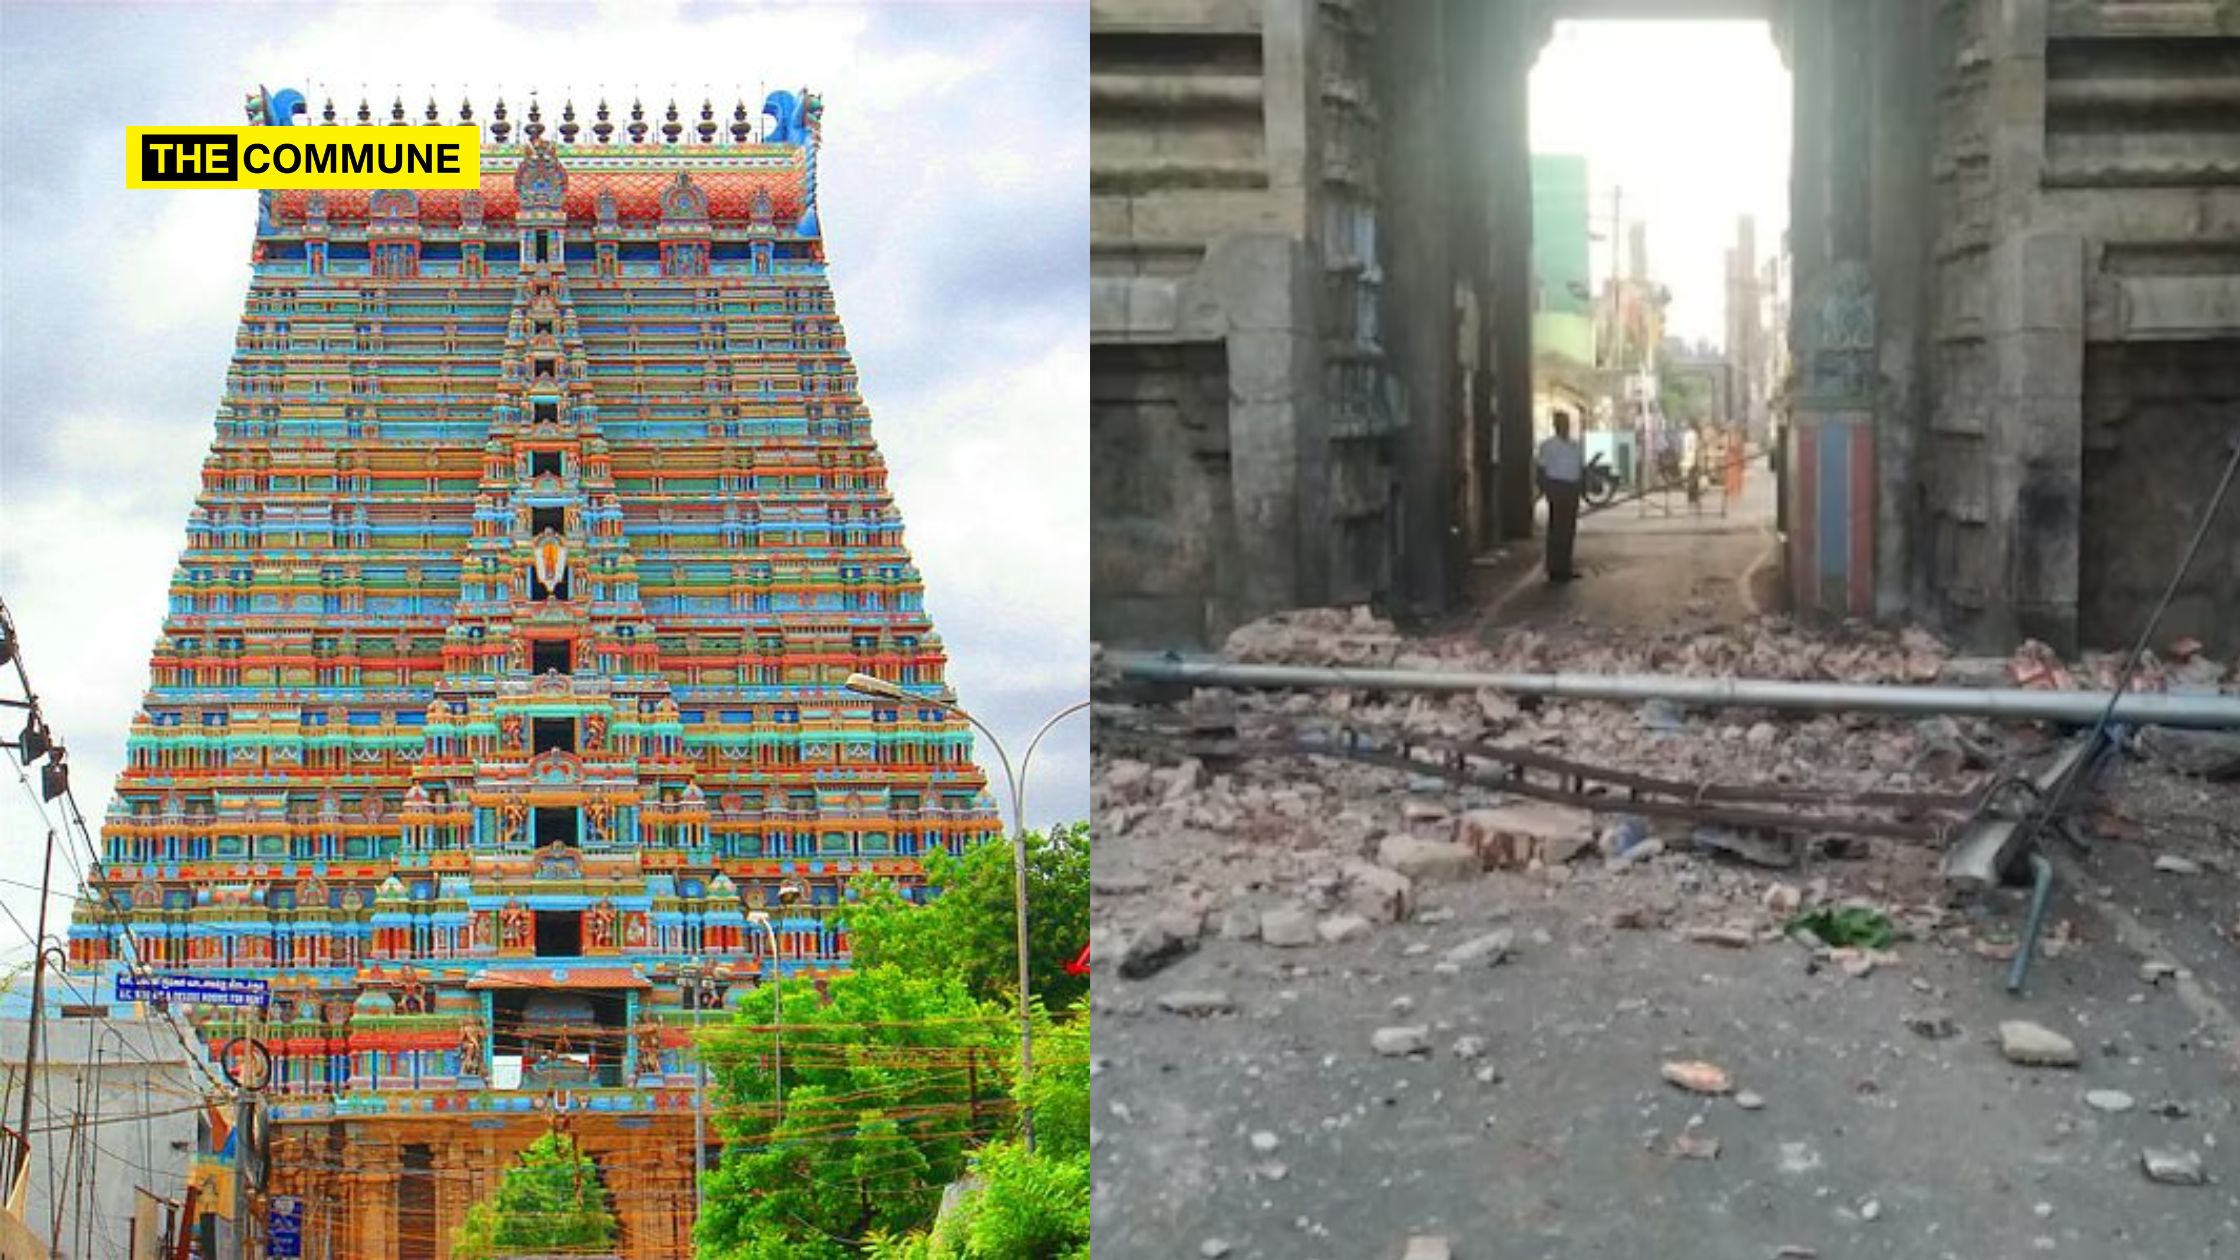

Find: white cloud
<box><xmin>0</xmin><ymin>1</ymin><xmax>1088</xmax><ymax>946</ymax></box>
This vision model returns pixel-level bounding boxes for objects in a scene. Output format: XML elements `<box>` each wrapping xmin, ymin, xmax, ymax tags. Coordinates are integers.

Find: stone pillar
<box><xmin>351</xmin><ymin>1140</ymin><xmax>399</xmax><ymax>1259</ymax></box>
<box><xmin>1382</xmin><ymin>0</ymin><xmax>1460</xmax><ymax>614</ymax></box>
<box><xmin>1485</xmin><ymin>2</ymin><xmax>1539</xmax><ymax>542</ymax></box>
<box><xmin>1786</xmin><ymin>0</ymin><xmax>1880</xmax><ymax>617</ymax></box>
<box><xmin>1869</xmin><ymin>0</ymin><xmax>1937</xmax><ymax>620</ymax></box>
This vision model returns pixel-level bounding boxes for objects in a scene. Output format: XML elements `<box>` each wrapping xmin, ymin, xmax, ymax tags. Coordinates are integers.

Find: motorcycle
<box><xmin>1581</xmin><ymin>453</ymin><xmax>1620</xmax><ymax>508</ymax></box>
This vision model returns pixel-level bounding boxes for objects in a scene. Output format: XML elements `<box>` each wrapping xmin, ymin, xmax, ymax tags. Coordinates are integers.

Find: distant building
<box><xmin>1529</xmin><ymin>155</ymin><xmax>1598</xmax><ymax>447</ymax></box>
<box><xmin>0</xmin><ymin>1012</ymin><xmax>202</xmax><ymax>1259</ymax></box>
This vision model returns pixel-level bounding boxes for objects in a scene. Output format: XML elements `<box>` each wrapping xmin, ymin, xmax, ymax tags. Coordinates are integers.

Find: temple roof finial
<box><xmin>660</xmin><ymin>98</ymin><xmax>682</xmax><ymax>144</ymax></box>
<box><xmin>559</xmin><ymin>99</ymin><xmax>579</xmax><ymax>144</ymax></box>
<box><xmin>390</xmin><ymin>94</ymin><xmax>406</xmax><ymax>125</ymax></box>
<box><xmin>730</xmin><ymin>99</ymin><xmax>750</xmax><ymax>144</ymax></box>
<box><xmin>525</xmin><ymin>96</ymin><xmax>544</xmax><ymax>142</ymax></box>
<box><xmin>424</xmin><ymin>96</ymin><xmax>440</xmax><ymax>126</ymax></box>
<box><xmin>322</xmin><ymin>97</ymin><xmax>337</xmax><ymax>125</ymax></box>
<box><xmin>696</xmin><ymin>98</ymin><xmax>717</xmax><ymax>145</ymax></box>
<box><xmin>593</xmin><ymin>98</ymin><xmax>613</xmax><ymax>145</ymax></box>
<box><xmin>627</xmin><ymin>97</ymin><xmax>647</xmax><ymax>144</ymax></box>
<box><xmin>491</xmin><ymin>96</ymin><xmax>511</xmax><ymax>144</ymax></box>
<box><xmin>355</xmin><ymin>96</ymin><xmax>372</xmax><ymax>126</ymax></box>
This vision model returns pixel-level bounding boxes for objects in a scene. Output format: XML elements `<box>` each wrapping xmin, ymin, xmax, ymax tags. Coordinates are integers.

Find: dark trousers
<box><xmin>1544</xmin><ymin>479</ymin><xmax>1580</xmax><ymax>577</ymax></box>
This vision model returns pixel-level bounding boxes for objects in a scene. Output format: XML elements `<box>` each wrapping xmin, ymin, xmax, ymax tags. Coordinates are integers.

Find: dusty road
<box><xmin>1092</xmin><ymin>817</ymin><xmax>2239</xmax><ymax>1260</ymax></box>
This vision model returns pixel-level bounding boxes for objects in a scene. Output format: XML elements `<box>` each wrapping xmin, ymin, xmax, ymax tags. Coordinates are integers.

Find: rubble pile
<box><xmin>1095</xmin><ymin>606</ymin><xmax>2240</xmax><ymax>981</ymax></box>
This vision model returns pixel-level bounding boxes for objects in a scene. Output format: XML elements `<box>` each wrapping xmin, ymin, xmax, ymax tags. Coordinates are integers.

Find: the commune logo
<box><xmin>127</xmin><ymin>125</ymin><xmax>481</xmax><ymax>190</ymax></box>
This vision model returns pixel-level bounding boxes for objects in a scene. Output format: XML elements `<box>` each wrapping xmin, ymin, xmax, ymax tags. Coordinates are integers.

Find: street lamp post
<box><xmin>844</xmin><ymin>672</ymin><xmax>1086</xmax><ymax>1153</ymax></box>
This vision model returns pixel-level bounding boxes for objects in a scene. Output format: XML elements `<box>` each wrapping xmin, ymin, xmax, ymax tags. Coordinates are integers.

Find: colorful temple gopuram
<box><xmin>65</xmin><ymin>88</ymin><xmax>997</xmax><ymax>1258</ymax></box>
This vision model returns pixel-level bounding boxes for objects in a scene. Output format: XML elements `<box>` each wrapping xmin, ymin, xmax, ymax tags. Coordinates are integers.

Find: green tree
<box><xmin>695</xmin><ymin>965</ymin><xmax>1009</xmax><ymax>1259</ymax></box>
<box><xmin>845</xmin><ymin>823</ymin><xmax>1090</xmax><ymax>1011</ymax></box>
<box><xmin>451</xmin><ymin>1132</ymin><xmax>617</xmax><ymax>1259</ymax></box>
<box><xmin>860</xmin><ymin>1003</ymin><xmax>1092</xmax><ymax>1260</ymax></box>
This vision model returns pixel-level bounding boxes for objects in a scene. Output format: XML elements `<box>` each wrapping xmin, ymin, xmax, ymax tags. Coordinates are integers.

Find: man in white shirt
<box><xmin>1536</xmin><ymin>410</ymin><xmax>1584</xmax><ymax>582</ymax></box>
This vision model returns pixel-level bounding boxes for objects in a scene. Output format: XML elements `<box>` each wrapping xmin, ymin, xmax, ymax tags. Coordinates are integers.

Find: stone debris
<box><xmin>1216</xmin><ymin>904</ymin><xmax>1262</xmax><ymax>941</ymax></box>
<box><xmin>1735</xmin><ymin>1090</ymin><xmax>1765</xmax><ymax>1111</ymax></box>
<box><xmin>1401</xmin><ymin>1237</ymin><xmax>1453</xmax><ymax>1260</ymax></box>
<box><xmin>2141</xmin><ymin>1147</ymin><xmax>2207</xmax><ymax>1186</ymax></box>
<box><xmin>2152</xmin><ymin>854</ymin><xmax>2203</xmax><ymax>875</ymax></box>
<box><xmin>1260</xmin><ymin>906</ymin><xmax>1318</xmax><ymax>948</ymax></box>
<box><xmin>1377</xmin><ymin>834</ymin><xmax>1482</xmax><ymax>884</ymax></box>
<box><xmin>1442</xmin><ymin>929</ymin><xmax>1515</xmax><ymax>968</ymax></box>
<box><xmin>1452</xmin><ymin>1035</ymin><xmax>1488</xmax><ymax>1060</ymax></box>
<box><xmin>1157</xmin><ymin>990</ymin><xmax>1236</xmax><ymax>1017</ymax></box>
<box><xmin>1317</xmin><ymin>913</ymin><xmax>1372</xmax><ymax>944</ymax></box>
<box><xmin>1341</xmin><ymin>860</ymin><xmax>1416</xmax><ymax>923</ymax></box>
<box><xmin>1905</xmin><ymin>1009</ymin><xmax>1959</xmax><ymax>1040</ymax></box>
<box><xmin>1372</xmin><ymin>1026</ymin><xmax>1432</xmax><ymax>1057</ymax></box>
<box><xmin>1248</xmin><ymin>1130</ymin><xmax>1281</xmax><ymax>1154</ymax></box>
<box><xmin>1118</xmin><ymin>910</ymin><xmax>1203</xmax><ymax>980</ymax></box>
<box><xmin>1198</xmin><ymin>1239</ymin><xmax>1232</xmax><ymax>1258</ymax></box>
<box><xmin>1223</xmin><ymin>605</ymin><xmax>1403</xmax><ymax>667</ymax></box>
<box><xmin>1660</xmin><ymin>1060</ymin><xmax>1735</xmax><ymax>1095</ymax></box>
<box><xmin>2084</xmin><ymin>1089</ymin><xmax>2136</xmax><ymax>1114</ymax></box>
<box><xmin>1672</xmin><ymin>1131</ymin><xmax>1722</xmax><ymax>1160</ymax></box>
<box><xmin>1999</xmin><ymin>1020</ymin><xmax>2081</xmax><ymax>1067</ymax></box>
<box><xmin>1458</xmin><ymin>802</ymin><xmax>1597</xmax><ymax>870</ymax></box>
<box><xmin>1684</xmin><ymin>924</ymin><xmax>1756</xmax><ymax>949</ymax></box>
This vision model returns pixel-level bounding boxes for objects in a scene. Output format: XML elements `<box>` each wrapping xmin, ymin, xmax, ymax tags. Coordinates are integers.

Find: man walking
<box><xmin>1537</xmin><ymin>410</ymin><xmax>1583</xmax><ymax>582</ymax></box>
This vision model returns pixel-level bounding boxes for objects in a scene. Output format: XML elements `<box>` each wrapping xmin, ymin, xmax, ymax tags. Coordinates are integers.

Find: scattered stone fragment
<box><xmin>1735</xmin><ymin>1090</ymin><xmax>1765</xmax><ymax>1111</ymax></box>
<box><xmin>1341</xmin><ymin>860</ymin><xmax>1416</xmax><ymax>923</ymax></box>
<box><xmin>1672</xmin><ymin>1132</ymin><xmax>1722</xmax><ymax>1160</ymax></box>
<box><xmin>1372</xmin><ymin>1026</ymin><xmax>1432</xmax><ymax>1057</ymax></box>
<box><xmin>1390</xmin><ymin>995</ymin><xmax>1416</xmax><ymax>1015</ymax></box>
<box><xmin>1216</xmin><ymin>904</ymin><xmax>1261</xmax><ymax>941</ymax></box>
<box><xmin>1156</xmin><ymin>990</ymin><xmax>1235</xmax><ymax>1017</ymax></box>
<box><xmin>1199</xmin><ymin>1239</ymin><xmax>1232</xmax><ymax>1258</ymax></box>
<box><xmin>2152</xmin><ymin>854</ymin><xmax>2202</xmax><ymax>876</ymax></box>
<box><xmin>1118</xmin><ymin>911</ymin><xmax>1203</xmax><ymax>980</ymax></box>
<box><xmin>2141</xmin><ymin>1147</ymin><xmax>2206</xmax><ymax>1186</ymax></box>
<box><xmin>2084</xmin><ymin>1089</ymin><xmax>2135</xmax><ymax>1114</ymax></box>
<box><xmin>1317</xmin><ymin>913</ymin><xmax>1371</xmax><ymax>944</ymax></box>
<box><xmin>1260</xmin><ymin>906</ymin><xmax>1318</xmax><ymax>948</ymax></box>
<box><xmin>1442</xmin><ymin>929</ymin><xmax>1515</xmax><ymax>968</ymax></box>
<box><xmin>2140</xmin><ymin>960</ymin><xmax>2180</xmax><ymax>985</ymax></box>
<box><xmin>1745</xmin><ymin>721</ymin><xmax>1778</xmax><ymax>749</ymax></box>
<box><xmin>1377</xmin><ymin>834</ymin><xmax>1482</xmax><ymax>884</ymax></box>
<box><xmin>1248</xmin><ymin>1130</ymin><xmax>1281</xmax><ymax>1154</ymax></box>
<box><xmin>1859</xmin><ymin>1199</ymin><xmax>1883</xmax><ymax>1222</ymax></box>
<box><xmin>1833</xmin><ymin>948</ymin><xmax>1878</xmax><ymax>978</ymax></box>
<box><xmin>1908</xmin><ymin>1004</ymin><xmax>1962</xmax><ymax>1035</ymax></box>
<box><xmin>1661</xmin><ymin>1060</ymin><xmax>1734</xmax><ymax>1095</ymax></box>
<box><xmin>1762</xmin><ymin>882</ymin><xmax>1802</xmax><ymax>915</ymax></box>
<box><xmin>1685</xmin><ymin>925</ymin><xmax>1756</xmax><ymax>949</ymax></box>
<box><xmin>1452</xmin><ymin>1035</ymin><xmax>1487</xmax><ymax>1060</ymax></box>
<box><xmin>1999</xmin><ymin>1020</ymin><xmax>2081</xmax><ymax>1067</ymax></box>
<box><xmin>1401</xmin><ymin>1237</ymin><xmax>1453</xmax><ymax>1260</ymax></box>
<box><xmin>1458</xmin><ymin>802</ymin><xmax>1597</xmax><ymax>870</ymax></box>
<box><xmin>1774</xmin><ymin>1247</ymin><xmax>1819</xmax><ymax>1259</ymax></box>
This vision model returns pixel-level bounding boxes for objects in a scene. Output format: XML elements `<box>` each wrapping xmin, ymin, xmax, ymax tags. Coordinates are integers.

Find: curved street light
<box><xmin>844</xmin><ymin>672</ymin><xmax>1085</xmax><ymax>1153</ymax></box>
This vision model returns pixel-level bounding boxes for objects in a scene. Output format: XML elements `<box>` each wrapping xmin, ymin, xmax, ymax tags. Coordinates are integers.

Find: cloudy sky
<box><xmin>0</xmin><ymin>0</ymin><xmax>1087</xmax><ymax>959</ymax></box>
<box><xmin>1531</xmin><ymin>20</ymin><xmax>1792</xmax><ymax>347</ymax></box>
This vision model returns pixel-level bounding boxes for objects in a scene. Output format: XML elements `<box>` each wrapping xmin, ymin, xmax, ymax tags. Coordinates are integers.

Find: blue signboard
<box><xmin>116</xmin><ymin>974</ymin><xmax>271</xmax><ymax>1007</ymax></box>
<box><xmin>268</xmin><ymin>1196</ymin><xmax>303</xmax><ymax>1258</ymax></box>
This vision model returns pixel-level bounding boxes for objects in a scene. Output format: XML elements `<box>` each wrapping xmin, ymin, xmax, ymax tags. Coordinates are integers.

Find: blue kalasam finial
<box><xmin>760</xmin><ymin>89</ymin><xmax>805</xmax><ymax>144</ymax></box>
<box><xmin>797</xmin><ymin>90</ymin><xmax>822</xmax><ymax>238</ymax></box>
<box><xmin>268</xmin><ymin>88</ymin><xmax>306</xmax><ymax>126</ymax></box>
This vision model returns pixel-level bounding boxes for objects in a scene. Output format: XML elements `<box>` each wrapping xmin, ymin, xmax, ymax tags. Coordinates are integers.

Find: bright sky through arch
<box><xmin>1529</xmin><ymin>20</ymin><xmax>1793</xmax><ymax>349</ymax></box>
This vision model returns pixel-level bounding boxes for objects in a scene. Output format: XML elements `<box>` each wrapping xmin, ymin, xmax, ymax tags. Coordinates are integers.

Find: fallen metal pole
<box><xmin>1105</xmin><ymin>653</ymin><xmax>2240</xmax><ymax>729</ymax></box>
<box><xmin>2006</xmin><ymin>850</ymin><xmax>2057</xmax><ymax>995</ymax></box>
